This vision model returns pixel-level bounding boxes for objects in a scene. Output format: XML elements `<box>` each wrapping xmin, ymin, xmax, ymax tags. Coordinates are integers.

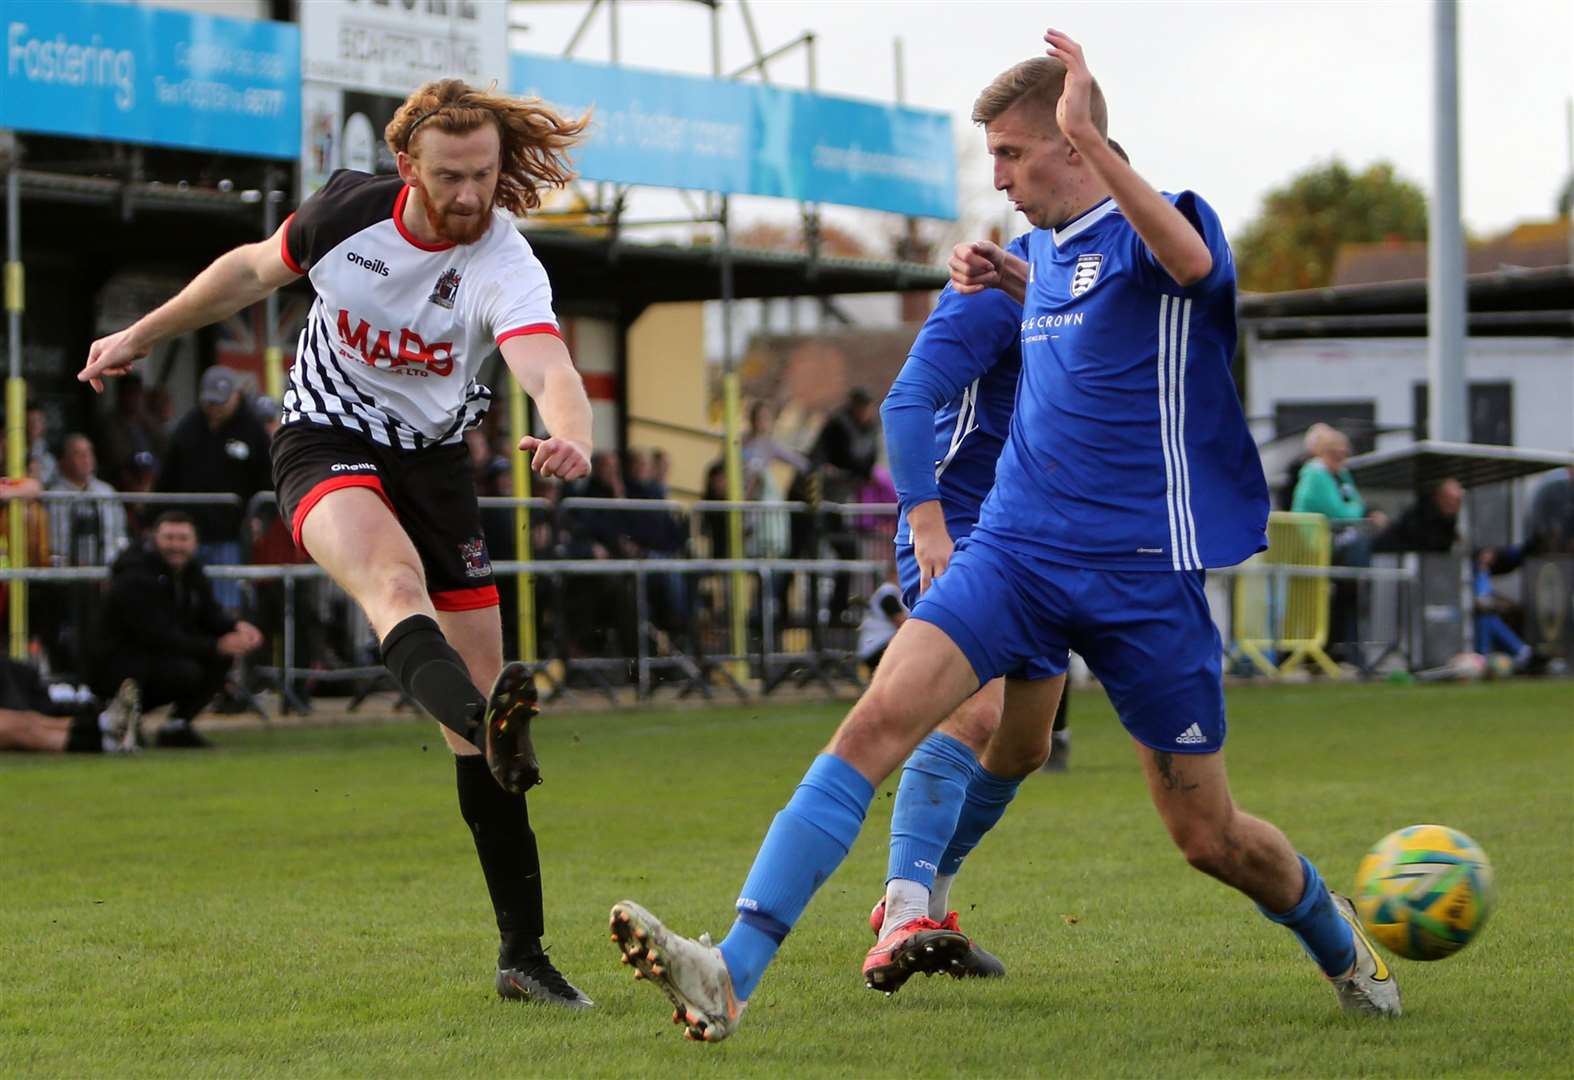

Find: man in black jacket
<box><xmin>156</xmin><ymin>366</ymin><xmax>273</xmax><ymax>611</ymax></box>
<box><xmin>90</xmin><ymin>511</ymin><xmax>263</xmax><ymax>748</ymax></box>
<box><xmin>1373</xmin><ymin>477</ymin><xmax>1463</xmax><ymax>554</ymax></box>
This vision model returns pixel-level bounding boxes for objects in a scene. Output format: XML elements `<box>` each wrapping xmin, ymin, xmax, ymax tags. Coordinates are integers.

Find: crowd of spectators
<box><xmin>1281</xmin><ymin>421</ymin><xmax>1572</xmax><ymax>673</ymax></box>
<box><xmin>6</xmin><ymin>374</ymin><xmax>902</xmax><ymax>729</ymax></box>
<box><xmin>4</xmin><ymin>381</ymin><xmax>1566</xmax><ymax>748</ymax></box>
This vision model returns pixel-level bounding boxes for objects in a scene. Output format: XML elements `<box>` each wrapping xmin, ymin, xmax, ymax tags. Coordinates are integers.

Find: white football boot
<box><xmin>1329</xmin><ymin>893</ymin><xmax>1402</xmax><ymax>1017</ymax></box>
<box><xmin>610</xmin><ymin>900</ymin><xmax>746</xmax><ymax>1043</ymax></box>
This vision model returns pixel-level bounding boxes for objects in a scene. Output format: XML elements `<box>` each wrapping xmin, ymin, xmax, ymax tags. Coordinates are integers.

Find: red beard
<box><xmin>414</xmin><ymin>180</ymin><xmax>492</xmax><ymax>245</ymax></box>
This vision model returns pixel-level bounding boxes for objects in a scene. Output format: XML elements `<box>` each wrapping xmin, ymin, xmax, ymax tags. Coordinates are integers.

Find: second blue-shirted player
<box><xmin>610</xmin><ymin>29</ymin><xmax>1400</xmax><ymax>1042</ymax></box>
<box><xmin>864</xmin><ymin>231</ymin><xmax>1055</xmax><ymax>986</ymax></box>
<box><xmin>864</xmin><ymin>138</ymin><xmax>1130</xmax><ymax>989</ymax></box>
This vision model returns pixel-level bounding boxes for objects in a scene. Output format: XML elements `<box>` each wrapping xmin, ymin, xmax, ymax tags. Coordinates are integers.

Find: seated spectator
<box><xmin>1472</xmin><ymin>565</ymin><xmax>1533</xmax><ymax>672</ymax></box>
<box><xmin>0</xmin><ymin>658</ymin><xmax>140</xmax><ymax>754</ymax></box>
<box><xmin>87</xmin><ymin>511</ymin><xmax>264</xmax><ymax>749</ymax></box>
<box><xmin>1373</xmin><ymin>478</ymin><xmax>1463</xmax><ymax>554</ymax></box>
<box><xmin>856</xmin><ymin>563</ymin><xmax>908</xmax><ymax>671</ymax></box>
<box><xmin>46</xmin><ymin>434</ymin><xmax>128</xmax><ymax>566</ymax></box>
<box><xmin>1479</xmin><ymin>464</ymin><xmax>1574</xmax><ymax>574</ymax></box>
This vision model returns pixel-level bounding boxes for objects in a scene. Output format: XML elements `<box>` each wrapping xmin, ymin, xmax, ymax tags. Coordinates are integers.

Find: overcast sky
<box><xmin>511</xmin><ymin>0</ymin><xmax>1573</xmax><ymax>244</ymax></box>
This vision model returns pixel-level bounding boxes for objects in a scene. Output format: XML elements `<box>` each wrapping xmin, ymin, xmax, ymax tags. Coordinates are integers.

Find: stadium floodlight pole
<box><xmin>713</xmin><ymin>9</ymin><xmax>748</xmax><ymax>677</ymax></box>
<box><xmin>4</xmin><ymin>161</ymin><xmax>27</xmax><ymax>659</ymax></box>
<box><xmin>1427</xmin><ymin>0</ymin><xmax>1468</xmax><ymax>444</ymax></box>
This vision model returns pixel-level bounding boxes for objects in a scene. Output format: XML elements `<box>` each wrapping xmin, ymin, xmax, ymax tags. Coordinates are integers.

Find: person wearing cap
<box><xmin>156</xmin><ymin>366</ymin><xmax>273</xmax><ymax>610</ymax></box>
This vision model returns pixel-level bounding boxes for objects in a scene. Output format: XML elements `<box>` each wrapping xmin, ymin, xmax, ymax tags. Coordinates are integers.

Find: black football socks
<box><xmin>455</xmin><ymin>753</ymin><xmax>546</xmax><ymax>966</ymax></box>
<box><xmin>380</xmin><ymin>614</ymin><xmax>487</xmax><ymax>748</ymax></box>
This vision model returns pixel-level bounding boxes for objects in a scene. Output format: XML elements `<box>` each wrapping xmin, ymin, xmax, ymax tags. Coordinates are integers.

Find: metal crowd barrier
<box><xmin>4</xmin><ymin>488</ymin><xmax>1429</xmax><ymax>717</ymax></box>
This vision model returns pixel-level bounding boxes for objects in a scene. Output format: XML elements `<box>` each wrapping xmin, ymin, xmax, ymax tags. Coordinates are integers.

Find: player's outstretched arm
<box><xmin>501</xmin><ymin>332</ymin><xmax>593</xmax><ymax>481</ymax></box>
<box><xmin>78</xmin><ymin>222</ymin><xmax>302</xmax><ymax>392</ymax></box>
<box><xmin>1043</xmin><ymin>28</ymin><xmax>1212</xmax><ymax>287</ymax></box>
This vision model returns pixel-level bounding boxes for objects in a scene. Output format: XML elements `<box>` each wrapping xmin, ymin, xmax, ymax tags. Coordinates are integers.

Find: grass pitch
<box><xmin>2</xmin><ymin>680</ymin><xmax>1570</xmax><ymax>1078</ymax></box>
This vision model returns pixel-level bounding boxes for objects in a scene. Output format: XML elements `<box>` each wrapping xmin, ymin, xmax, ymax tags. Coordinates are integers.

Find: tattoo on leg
<box><xmin>1154</xmin><ymin>750</ymin><xmax>1200</xmax><ymax>793</ymax></box>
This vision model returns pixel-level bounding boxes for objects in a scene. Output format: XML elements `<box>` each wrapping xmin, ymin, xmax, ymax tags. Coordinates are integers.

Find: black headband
<box><xmin>404</xmin><ymin>108</ymin><xmax>444</xmax><ymax>144</ymax></box>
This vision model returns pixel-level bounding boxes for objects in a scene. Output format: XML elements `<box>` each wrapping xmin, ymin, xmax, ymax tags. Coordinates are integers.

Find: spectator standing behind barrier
<box><xmin>98</xmin><ymin>375</ymin><xmax>168</xmax><ymax>490</ymax></box>
<box><xmin>88</xmin><ymin>511</ymin><xmax>263</xmax><ymax>748</ymax></box>
<box><xmin>157</xmin><ymin>367</ymin><xmax>273</xmax><ymax>611</ymax></box>
<box><xmin>1373</xmin><ymin>478</ymin><xmax>1463</xmax><ymax>554</ymax></box>
<box><xmin>743</xmin><ymin>401</ymin><xmax>809</xmax><ymax>476</ymax></box>
<box><xmin>121</xmin><ymin>451</ymin><xmax>161</xmax><ymax>542</ymax></box>
<box><xmin>47</xmin><ymin>434</ymin><xmax>127</xmax><ymax>566</ymax></box>
<box><xmin>1291</xmin><ymin>427</ymin><xmax>1387</xmax><ymax>563</ymax></box>
<box><xmin>1276</xmin><ymin>422</ymin><xmax>1332</xmax><ymax>511</ymax></box>
<box><xmin>808</xmin><ymin>388</ymin><xmax>880</xmax><ymax>502</ymax></box>
<box><xmin>42</xmin><ymin>434</ymin><xmax>129</xmax><ymax>673</ymax></box>
<box><xmin>1292</xmin><ymin>426</ymin><xmax>1386</xmax><ymax>662</ymax></box>
<box><xmin>26</xmin><ymin>404</ymin><xmax>59</xmax><ymax>487</ymax></box>
<box><xmin>805</xmin><ymin>389</ymin><xmax>879</xmax><ymax>625</ymax></box>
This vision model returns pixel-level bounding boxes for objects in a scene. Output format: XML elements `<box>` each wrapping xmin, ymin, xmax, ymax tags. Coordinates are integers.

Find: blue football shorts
<box><xmin>896</xmin><ymin>541</ymin><xmax>1065</xmax><ymax>683</ymax></box>
<box><xmin>910</xmin><ymin>533</ymin><xmax>1226</xmax><ymax>753</ymax></box>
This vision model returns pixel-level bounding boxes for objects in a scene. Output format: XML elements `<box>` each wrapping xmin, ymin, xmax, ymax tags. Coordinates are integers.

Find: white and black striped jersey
<box><xmin>280</xmin><ymin>169</ymin><xmax>561</xmax><ymax>451</ymax></box>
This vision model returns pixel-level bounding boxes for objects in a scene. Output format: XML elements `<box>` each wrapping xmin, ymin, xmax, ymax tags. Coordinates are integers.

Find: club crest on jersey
<box><xmin>1070</xmin><ymin>253</ymin><xmax>1103</xmax><ymax>297</ymax></box>
<box><xmin>429</xmin><ymin>267</ymin><xmax>461</xmax><ymax>309</ymax></box>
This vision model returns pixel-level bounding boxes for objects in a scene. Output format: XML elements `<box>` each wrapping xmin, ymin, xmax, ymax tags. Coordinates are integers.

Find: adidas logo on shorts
<box><xmin>1174</xmin><ymin>723</ymin><xmax>1207</xmax><ymax>745</ymax></box>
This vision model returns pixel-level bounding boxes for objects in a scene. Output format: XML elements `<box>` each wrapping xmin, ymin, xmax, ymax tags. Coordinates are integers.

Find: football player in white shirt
<box><xmin>80</xmin><ymin>79</ymin><xmax>597</xmax><ymax>1009</ymax></box>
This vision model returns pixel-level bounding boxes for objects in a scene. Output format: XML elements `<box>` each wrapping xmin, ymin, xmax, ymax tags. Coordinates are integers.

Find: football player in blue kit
<box><xmin>863</xmin><ymin>137</ymin><xmax>1126</xmax><ymax>991</ymax></box>
<box><xmin>609</xmin><ymin>30</ymin><xmax>1398</xmax><ymax>1042</ymax></box>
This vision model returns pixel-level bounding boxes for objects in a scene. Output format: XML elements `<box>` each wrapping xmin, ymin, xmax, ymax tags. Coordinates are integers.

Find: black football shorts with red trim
<box><xmin>271</xmin><ymin>422</ymin><xmax>498</xmax><ymax>611</ymax></box>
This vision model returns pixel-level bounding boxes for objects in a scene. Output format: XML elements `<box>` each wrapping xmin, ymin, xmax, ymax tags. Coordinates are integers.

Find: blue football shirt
<box><xmin>974</xmin><ymin>192</ymin><xmax>1268</xmax><ymax>570</ymax></box>
<box><xmin>889</xmin><ymin>234</ymin><xmax>1029</xmax><ymax>546</ymax></box>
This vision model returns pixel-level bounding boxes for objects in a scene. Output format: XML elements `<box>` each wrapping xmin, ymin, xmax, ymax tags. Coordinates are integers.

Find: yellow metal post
<box><xmin>264</xmin><ymin>344</ymin><xmax>284</xmax><ymax>400</ymax></box>
<box><xmin>509</xmin><ymin>380</ymin><xmax>537</xmax><ymax>663</ymax></box>
<box><xmin>4</xmin><ymin>249</ymin><xmax>26</xmax><ymax>660</ymax></box>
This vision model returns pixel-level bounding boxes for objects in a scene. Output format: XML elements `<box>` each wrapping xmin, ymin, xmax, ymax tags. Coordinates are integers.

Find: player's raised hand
<box><xmin>1043</xmin><ymin>29</ymin><xmax>1099</xmax><ymax>148</ymax></box>
<box><xmin>78</xmin><ymin>327</ymin><xmax>149</xmax><ymax>393</ymax></box>
<box><xmin>949</xmin><ymin>240</ymin><xmax>1005</xmax><ymax>295</ymax></box>
<box><xmin>520</xmin><ymin>435</ymin><xmax>591</xmax><ymax>481</ymax></box>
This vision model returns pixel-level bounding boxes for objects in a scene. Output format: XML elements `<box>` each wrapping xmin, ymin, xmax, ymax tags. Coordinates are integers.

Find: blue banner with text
<box><xmin>512</xmin><ymin>54</ymin><xmax>957</xmax><ymax>220</ymax></box>
<box><xmin>1</xmin><ymin>0</ymin><xmax>299</xmax><ymax>159</ymax></box>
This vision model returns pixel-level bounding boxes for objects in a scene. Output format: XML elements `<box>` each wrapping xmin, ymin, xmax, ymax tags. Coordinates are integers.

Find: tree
<box><xmin>1233</xmin><ymin>160</ymin><xmax>1428</xmax><ymax>292</ymax></box>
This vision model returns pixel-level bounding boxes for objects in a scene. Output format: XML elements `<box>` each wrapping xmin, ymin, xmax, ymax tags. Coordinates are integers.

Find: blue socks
<box><xmin>718</xmin><ymin>754</ymin><xmax>874</xmax><ymax>1000</ymax></box>
<box><xmin>887</xmin><ymin>733</ymin><xmax>977</xmax><ymax>888</ymax></box>
<box><xmin>1258</xmin><ymin>854</ymin><xmax>1356</xmax><ymax>977</ymax></box>
<box><xmin>939</xmin><ymin>761</ymin><xmax>1024</xmax><ymax>876</ymax></box>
